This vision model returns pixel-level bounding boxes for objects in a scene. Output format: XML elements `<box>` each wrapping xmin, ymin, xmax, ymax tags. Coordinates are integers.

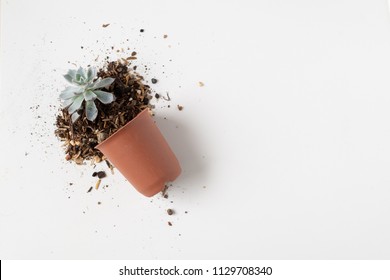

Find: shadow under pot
<box><xmin>96</xmin><ymin>109</ymin><xmax>181</xmax><ymax>197</ymax></box>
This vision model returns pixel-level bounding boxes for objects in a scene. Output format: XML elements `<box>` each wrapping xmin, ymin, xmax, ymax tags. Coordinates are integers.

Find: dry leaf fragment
<box><xmin>95</xmin><ymin>179</ymin><xmax>101</xmax><ymax>190</ymax></box>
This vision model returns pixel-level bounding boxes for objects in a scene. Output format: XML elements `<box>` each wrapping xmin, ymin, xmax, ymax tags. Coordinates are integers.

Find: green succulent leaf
<box><xmin>93</xmin><ymin>90</ymin><xmax>115</xmax><ymax>104</ymax></box>
<box><xmin>68</xmin><ymin>94</ymin><xmax>84</xmax><ymax>114</ymax></box>
<box><xmin>75</xmin><ymin>74</ymin><xmax>82</xmax><ymax>83</ymax></box>
<box><xmin>62</xmin><ymin>97</ymin><xmax>76</xmax><ymax>108</ymax></box>
<box><xmin>87</xmin><ymin>67</ymin><xmax>97</xmax><ymax>82</ymax></box>
<box><xmin>84</xmin><ymin>90</ymin><xmax>97</xmax><ymax>101</ymax></box>
<box><xmin>64</xmin><ymin>74</ymin><xmax>74</xmax><ymax>83</ymax></box>
<box><xmin>64</xmin><ymin>69</ymin><xmax>77</xmax><ymax>83</ymax></box>
<box><xmin>91</xmin><ymin>77</ymin><xmax>115</xmax><ymax>90</ymax></box>
<box><xmin>60</xmin><ymin>86</ymin><xmax>83</xmax><ymax>99</ymax></box>
<box><xmin>85</xmin><ymin>100</ymin><xmax>98</xmax><ymax>121</ymax></box>
<box><xmin>77</xmin><ymin>67</ymin><xmax>86</xmax><ymax>78</ymax></box>
<box><xmin>71</xmin><ymin>112</ymin><xmax>81</xmax><ymax>123</ymax></box>
<box><xmin>67</xmin><ymin>69</ymin><xmax>77</xmax><ymax>78</ymax></box>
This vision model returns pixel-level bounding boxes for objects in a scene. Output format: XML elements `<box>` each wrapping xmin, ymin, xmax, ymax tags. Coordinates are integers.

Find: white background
<box><xmin>1</xmin><ymin>0</ymin><xmax>390</xmax><ymax>259</ymax></box>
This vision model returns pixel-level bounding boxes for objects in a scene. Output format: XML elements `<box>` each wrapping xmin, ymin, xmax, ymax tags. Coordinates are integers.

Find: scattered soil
<box><xmin>55</xmin><ymin>60</ymin><xmax>154</xmax><ymax>164</ymax></box>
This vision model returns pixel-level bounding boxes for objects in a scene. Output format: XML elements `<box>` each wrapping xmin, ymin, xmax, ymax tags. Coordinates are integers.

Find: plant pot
<box><xmin>96</xmin><ymin>109</ymin><xmax>181</xmax><ymax>197</ymax></box>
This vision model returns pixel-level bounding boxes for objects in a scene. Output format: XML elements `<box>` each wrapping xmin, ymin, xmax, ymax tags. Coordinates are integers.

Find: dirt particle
<box><xmin>102</xmin><ymin>23</ymin><xmax>110</xmax><ymax>28</ymax></box>
<box><xmin>162</xmin><ymin>185</ymin><xmax>169</xmax><ymax>197</ymax></box>
<box><xmin>97</xmin><ymin>171</ymin><xmax>106</xmax><ymax>179</ymax></box>
<box><xmin>177</xmin><ymin>105</ymin><xmax>183</xmax><ymax>111</ymax></box>
<box><xmin>92</xmin><ymin>172</ymin><xmax>98</xmax><ymax>177</ymax></box>
<box><xmin>155</xmin><ymin>93</ymin><xmax>160</xmax><ymax>99</ymax></box>
<box><xmin>162</xmin><ymin>93</ymin><xmax>171</xmax><ymax>101</ymax></box>
<box><xmin>163</xmin><ymin>34</ymin><xmax>168</xmax><ymax>39</ymax></box>
<box><xmin>140</xmin><ymin>29</ymin><xmax>144</xmax><ymax>33</ymax></box>
<box><xmin>87</xmin><ymin>187</ymin><xmax>93</xmax><ymax>193</ymax></box>
<box><xmin>151</xmin><ymin>78</ymin><xmax>158</xmax><ymax>84</ymax></box>
<box><xmin>198</xmin><ymin>81</ymin><xmax>204</xmax><ymax>87</ymax></box>
<box><xmin>167</xmin><ymin>209</ymin><xmax>174</xmax><ymax>215</ymax></box>
<box><xmin>98</xmin><ymin>201</ymin><xmax>102</xmax><ymax>205</ymax></box>
<box><xmin>168</xmin><ymin>221</ymin><xmax>172</xmax><ymax>226</ymax></box>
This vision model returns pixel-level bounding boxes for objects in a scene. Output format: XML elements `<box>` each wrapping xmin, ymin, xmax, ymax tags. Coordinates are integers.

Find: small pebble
<box><xmin>97</xmin><ymin>171</ymin><xmax>106</xmax><ymax>179</ymax></box>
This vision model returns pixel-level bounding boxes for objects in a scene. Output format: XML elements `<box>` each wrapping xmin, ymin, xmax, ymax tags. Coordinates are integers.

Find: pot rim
<box><xmin>95</xmin><ymin>108</ymin><xmax>151</xmax><ymax>150</ymax></box>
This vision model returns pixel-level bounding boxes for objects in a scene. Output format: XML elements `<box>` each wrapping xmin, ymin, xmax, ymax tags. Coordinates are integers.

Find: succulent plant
<box><xmin>60</xmin><ymin>67</ymin><xmax>115</xmax><ymax>122</ymax></box>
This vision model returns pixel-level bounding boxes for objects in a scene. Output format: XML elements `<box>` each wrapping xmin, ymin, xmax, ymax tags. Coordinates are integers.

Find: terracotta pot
<box><xmin>96</xmin><ymin>109</ymin><xmax>181</xmax><ymax>197</ymax></box>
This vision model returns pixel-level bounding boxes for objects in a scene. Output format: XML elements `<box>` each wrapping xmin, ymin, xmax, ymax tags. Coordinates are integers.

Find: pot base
<box><xmin>96</xmin><ymin>109</ymin><xmax>181</xmax><ymax>197</ymax></box>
